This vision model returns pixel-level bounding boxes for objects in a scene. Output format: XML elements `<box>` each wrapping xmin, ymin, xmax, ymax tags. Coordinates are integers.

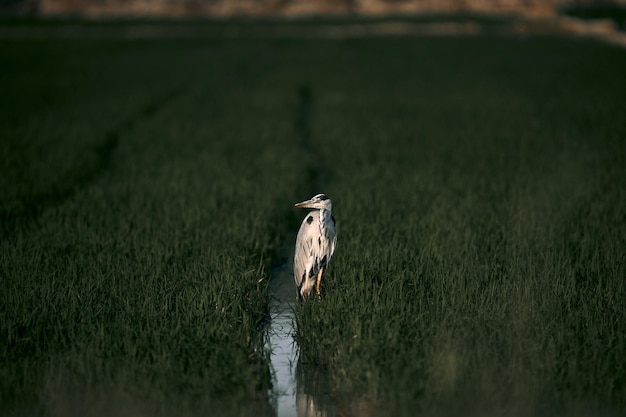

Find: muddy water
<box><xmin>267</xmin><ymin>242</ymin><xmax>338</xmax><ymax>417</ymax></box>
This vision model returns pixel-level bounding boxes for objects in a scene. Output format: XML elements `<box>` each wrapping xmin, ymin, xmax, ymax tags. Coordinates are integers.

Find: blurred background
<box><xmin>0</xmin><ymin>0</ymin><xmax>624</xmax><ymax>22</ymax></box>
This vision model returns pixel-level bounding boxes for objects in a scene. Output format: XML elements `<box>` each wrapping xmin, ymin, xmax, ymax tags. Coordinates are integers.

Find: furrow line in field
<box><xmin>296</xmin><ymin>84</ymin><xmax>333</xmax><ymax>194</ymax></box>
<box><xmin>0</xmin><ymin>88</ymin><xmax>182</xmax><ymax>240</ymax></box>
<box><xmin>261</xmin><ymin>83</ymin><xmax>339</xmax><ymax>416</ymax></box>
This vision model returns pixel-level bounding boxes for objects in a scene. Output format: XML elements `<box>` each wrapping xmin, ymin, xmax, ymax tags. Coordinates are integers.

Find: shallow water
<box><xmin>268</xmin><ymin>303</ymin><xmax>298</xmax><ymax>416</ymax></box>
<box><xmin>267</xmin><ymin>246</ymin><xmax>337</xmax><ymax>417</ymax></box>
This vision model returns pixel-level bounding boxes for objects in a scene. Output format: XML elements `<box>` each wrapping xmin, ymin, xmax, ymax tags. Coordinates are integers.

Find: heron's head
<box><xmin>294</xmin><ymin>193</ymin><xmax>332</xmax><ymax>211</ymax></box>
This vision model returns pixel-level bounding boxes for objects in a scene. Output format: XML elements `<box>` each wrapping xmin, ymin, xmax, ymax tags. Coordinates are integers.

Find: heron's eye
<box><xmin>318</xmin><ymin>195</ymin><xmax>328</xmax><ymax>201</ymax></box>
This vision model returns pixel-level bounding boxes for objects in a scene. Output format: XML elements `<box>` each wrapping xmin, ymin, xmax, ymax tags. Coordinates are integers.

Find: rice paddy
<box><xmin>1</xmin><ymin>19</ymin><xmax>625</xmax><ymax>416</ymax></box>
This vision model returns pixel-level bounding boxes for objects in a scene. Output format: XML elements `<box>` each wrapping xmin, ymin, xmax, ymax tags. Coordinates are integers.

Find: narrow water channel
<box><xmin>266</xmin><ymin>84</ymin><xmax>340</xmax><ymax>416</ymax></box>
<box><xmin>268</xmin><ymin>299</ymin><xmax>297</xmax><ymax>415</ymax></box>
<box><xmin>267</xmin><ymin>241</ymin><xmax>338</xmax><ymax>417</ymax></box>
<box><xmin>267</xmin><ymin>251</ymin><xmax>297</xmax><ymax>416</ymax></box>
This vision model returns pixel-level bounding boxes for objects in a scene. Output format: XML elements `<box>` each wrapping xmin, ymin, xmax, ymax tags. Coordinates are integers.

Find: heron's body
<box><xmin>293</xmin><ymin>194</ymin><xmax>337</xmax><ymax>300</ymax></box>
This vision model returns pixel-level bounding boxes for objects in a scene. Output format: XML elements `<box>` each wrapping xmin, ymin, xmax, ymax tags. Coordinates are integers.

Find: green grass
<box><xmin>295</xmin><ymin>37</ymin><xmax>626</xmax><ymax>416</ymax></box>
<box><xmin>1</xmin><ymin>22</ymin><xmax>626</xmax><ymax>416</ymax></box>
<box><xmin>0</xmin><ymin>37</ymin><xmax>307</xmax><ymax>416</ymax></box>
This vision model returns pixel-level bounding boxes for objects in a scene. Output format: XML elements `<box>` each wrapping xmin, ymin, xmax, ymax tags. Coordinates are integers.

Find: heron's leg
<box><xmin>316</xmin><ymin>268</ymin><xmax>324</xmax><ymax>296</ymax></box>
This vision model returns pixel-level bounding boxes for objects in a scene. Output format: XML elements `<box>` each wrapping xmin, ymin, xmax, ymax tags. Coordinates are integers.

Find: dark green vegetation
<box><xmin>1</xmin><ymin>35</ymin><xmax>306</xmax><ymax>416</ymax></box>
<box><xmin>2</xmin><ymin>22</ymin><xmax>626</xmax><ymax>416</ymax></box>
<box><xmin>294</xmin><ymin>36</ymin><xmax>626</xmax><ymax>416</ymax></box>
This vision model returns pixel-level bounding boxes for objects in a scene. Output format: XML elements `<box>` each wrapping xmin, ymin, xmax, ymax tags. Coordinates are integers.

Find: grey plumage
<box><xmin>293</xmin><ymin>194</ymin><xmax>337</xmax><ymax>300</ymax></box>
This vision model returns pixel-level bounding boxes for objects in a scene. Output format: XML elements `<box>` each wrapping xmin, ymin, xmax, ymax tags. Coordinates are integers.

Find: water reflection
<box><xmin>267</xmin><ymin>300</ymin><xmax>338</xmax><ymax>417</ymax></box>
<box><xmin>268</xmin><ymin>254</ymin><xmax>338</xmax><ymax>417</ymax></box>
<box><xmin>268</xmin><ymin>301</ymin><xmax>298</xmax><ymax>417</ymax></box>
<box><xmin>295</xmin><ymin>361</ymin><xmax>338</xmax><ymax>417</ymax></box>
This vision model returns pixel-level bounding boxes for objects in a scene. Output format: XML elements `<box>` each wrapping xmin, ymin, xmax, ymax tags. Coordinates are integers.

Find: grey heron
<box><xmin>293</xmin><ymin>193</ymin><xmax>337</xmax><ymax>300</ymax></box>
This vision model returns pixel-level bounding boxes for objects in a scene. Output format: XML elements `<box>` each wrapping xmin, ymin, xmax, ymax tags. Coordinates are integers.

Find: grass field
<box><xmin>293</xmin><ymin>35</ymin><xmax>626</xmax><ymax>416</ymax></box>
<box><xmin>1</xmin><ymin>20</ymin><xmax>626</xmax><ymax>416</ymax></box>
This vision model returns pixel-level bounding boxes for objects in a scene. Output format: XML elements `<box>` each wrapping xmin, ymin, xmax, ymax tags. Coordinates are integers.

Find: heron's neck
<box><xmin>318</xmin><ymin>208</ymin><xmax>332</xmax><ymax>227</ymax></box>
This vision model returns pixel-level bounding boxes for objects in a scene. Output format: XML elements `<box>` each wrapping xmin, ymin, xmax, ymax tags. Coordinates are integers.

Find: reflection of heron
<box><xmin>293</xmin><ymin>194</ymin><xmax>337</xmax><ymax>300</ymax></box>
<box><xmin>296</xmin><ymin>358</ymin><xmax>336</xmax><ymax>417</ymax></box>
<box><xmin>297</xmin><ymin>355</ymin><xmax>378</xmax><ymax>417</ymax></box>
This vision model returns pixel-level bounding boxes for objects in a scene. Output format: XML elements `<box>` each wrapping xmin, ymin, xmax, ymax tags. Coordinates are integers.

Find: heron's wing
<box><xmin>328</xmin><ymin>215</ymin><xmax>337</xmax><ymax>259</ymax></box>
<box><xmin>294</xmin><ymin>234</ymin><xmax>312</xmax><ymax>288</ymax></box>
<box><xmin>294</xmin><ymin>212</ymin><xmax>319</xmax><ymax>290</ymax></box>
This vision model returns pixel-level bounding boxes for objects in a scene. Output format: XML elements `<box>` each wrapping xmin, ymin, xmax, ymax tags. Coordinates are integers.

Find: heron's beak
<box><xmin>294</xmin><ymin>199</ymin><xmax>314</xmax><ymax>209</ymax></box>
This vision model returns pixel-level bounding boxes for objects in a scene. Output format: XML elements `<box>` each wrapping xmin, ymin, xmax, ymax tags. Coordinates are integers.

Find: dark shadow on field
<box><xmin>0</xmin><ymin>89</ymin><xmax>180</xmax><ymax>240</ymax></box>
